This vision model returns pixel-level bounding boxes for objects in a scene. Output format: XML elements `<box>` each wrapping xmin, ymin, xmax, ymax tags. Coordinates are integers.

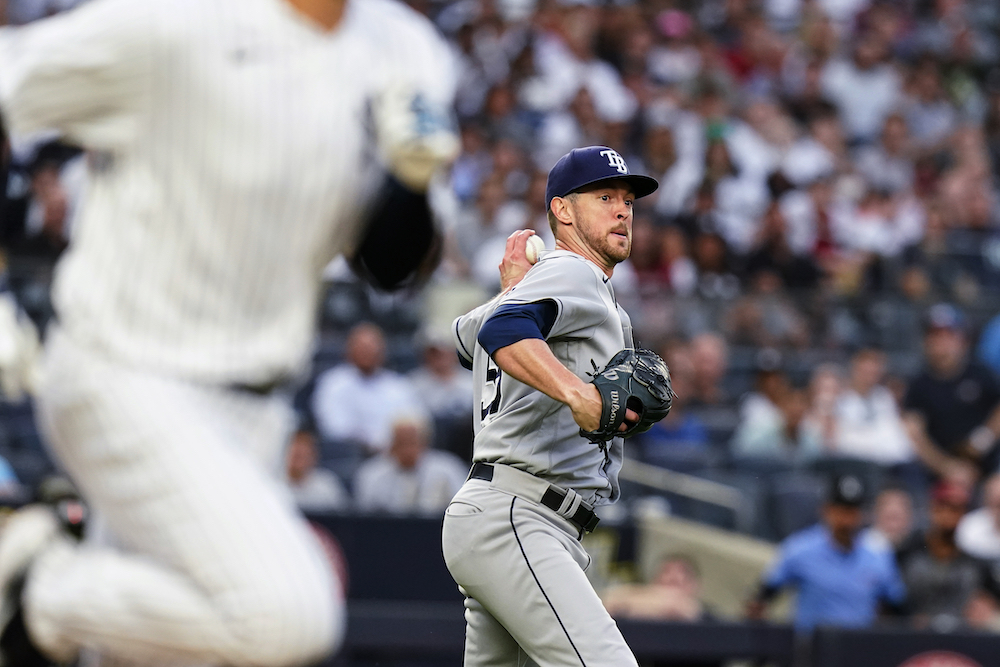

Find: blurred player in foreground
<box><xmin>444</xmin><ymin>146</ymin><xmax>672</xmax><ymax>666</ymax></box>
<box><xmin>0</xmin><ymin>0</ymin><xmax>457</xmax><ymax>664</ymax></box>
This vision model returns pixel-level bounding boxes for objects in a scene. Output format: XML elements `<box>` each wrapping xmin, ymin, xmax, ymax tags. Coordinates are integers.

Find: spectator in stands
<box><xmin>956</xmin><ymin>473</ymin><xmax>1000</xmax><ymax>561</ymax></box>
<box><xmin>901</xmin><ymin>56</ymin><xmax>958</xmax><ymax>151</ymax></box>
<box><xmin>781</xmin><ymin>103</ymin><xmax>847</xmax><ymax>188</ymax></box>
<box><xmin>805</xmin><ymin>362</ymin><xmax>841</xmax><ymax>453</ymax></box>
<box><xmin>854</xmin><ymin>114</ymin><xmax>915</xmax><ymax>195</ymax></box>
<box><xmin>638</xmin><ymin>342</ymin><xmax>709</xmax><ymax>464</ymax></box>
<box><xmin>602</xmin><ymin>553</ymin><xmax>712</xmax><ymax>622</ymax></box>
<box><xmin>743</xmin><ymin>201</ymin><xmax>821</xmax><ymax>291</ymax></box>
<box><xmin>820</xmin><ymin>33</ymin><xmax>901</xmax><ymax>144</ymax></box>
<box><xmin>832</xmin><ymin>348</ymin><xmax>915</xmax><ymax>467</ymax></box>
<box><xmin>731</xmin><ymin>351</ymin><xmax>821</xmax><ymax>463</ymax></box>
<box><xmin>896</xmin><ymin>481</ymin><xmax>994</xmax><ymax>631</ymax></box>
<box><xmin>746</xmin><ymin>474</ymin><xmax>906</xmax><ymax>629</ymax></box>
<box><xmin>285</xmin><ymin>420</ymin><xmax>349</xmax><ymax>513</ymax></box>
<box><xmin>354</xmin><ymin>413</ymin><xmax>467</xmax><ymax>516</ymax></box>
<box><xmin>407</xmin><ymin>327</ymin><xmax>474</xmax><ymax>461</ymax></box>
<box><xmin>311</xmin><ymin>322</ymin><xmax>417</xmax><ymax>455</ymax></box>
<box><xmin>862</xmin><ymin>487</ymin><xmax>915</xmax><ymax>555</ymax></box>
<box><xmin>725</xmin><ymin>269</ymin><xmax>811</xmax><ymax>349</ymax></box>
<box><xmin>903</xmin><ymin>304</ymin><xmax>1000</xmax><ymax>484</ymax></box>
<box><xmin>687</xmin><ymin>331</ymin><xmax>732</xmax><ymax>408</ymax></box>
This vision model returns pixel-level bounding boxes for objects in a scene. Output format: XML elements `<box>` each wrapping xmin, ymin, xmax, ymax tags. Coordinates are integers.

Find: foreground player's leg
<box><xmin>25</xmin><ymin>331</ymin><xmax>342</xmax><ymax>666</ymax></box>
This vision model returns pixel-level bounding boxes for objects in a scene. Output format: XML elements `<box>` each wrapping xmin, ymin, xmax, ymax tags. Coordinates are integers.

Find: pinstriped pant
<box><xmin>442</xmin><ymin>480</ymin><xmax>637</xmax><ymax>667</ymax></box>
<box><xmin>27</xmin><ymin>328</ymin><xmax>343</xmax><ymax>666</ymax></box>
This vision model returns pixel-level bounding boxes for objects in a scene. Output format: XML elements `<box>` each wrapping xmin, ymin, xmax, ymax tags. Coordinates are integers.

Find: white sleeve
<box><xmin>0</xmin><ymin>0</ymin><xmax>153</xmax><ymax>149</ymax></box>
<box><xmin>367</xmin><ymin>0</ymin><xmax>456</xmax><ymax>106</ymax></box>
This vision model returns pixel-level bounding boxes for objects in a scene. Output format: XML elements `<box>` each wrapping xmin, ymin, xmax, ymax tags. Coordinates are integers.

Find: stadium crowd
<box><xmin>4</xmin><ymin>0</ymin><xmax>1000</xmax><ymax>637</ymax></box>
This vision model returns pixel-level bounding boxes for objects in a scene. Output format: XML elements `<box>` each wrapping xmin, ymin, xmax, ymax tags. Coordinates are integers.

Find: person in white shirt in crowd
<box><xmin>732</xmin><ymin>351</ymin><xmax>822</xmax><ymax>463</ymax></box>
<box><xmin>524</xmin><ymin>0</ymin><xmax>636</xmax><ymax>131</ymax></box>
<box><xmin>311</xmin><ymin>322</ymin><xmax>417</xmax><ymax>455</ymax></box>
<box><xmin>781</xmin><ymin>102</ymin><xmax>848</xmax><ymax>188</ymax></box>
<box><xmin>286</xmin><ymin>419</ymin><xmax>349</xmax><ymax>514</ymax></box>
<box><xmin>862</xmin><ymin>487</ymin><xmax>915</xmax><ymax>555</ymax></box>
<box><xmin>354</xmin><ymin>412</ymin><xmax>468</xmax><ymax>516</ymax></box>
<box><xmin>854</xmin><ymin>113</ymin><xmax>916</xmax><ymax>195</ymax></box>
<box><xmin>821</xmin><ymin>34</ymin><xmax>902</xmax><ymax>144</ymax></box>
<box><xmin>957</xmin><ymin>473</ymin><xmax>1000</xmax><ymax>561</ymax></box>
<box><xmin>829</xmin><ymin>184</ymin><xmax>925</xmax><ymax>259</ymax></box>
<box><xmin>833</xmin><ymin>348</ymin><xmax>915</xmax><ymax>466</ymax></box>
<box><xmin>902</xmin><ymin>56</ymin><xmax>959</xmax><ymax>151</ymax></box>
<box><xmin>408</xmin><ymin>327</ymin><xmax>475</xmax><ymax>423</ymax></box>
<box><xmin>407</xmin><ymin>326</ymin><xmax>475</xmax><ymax>460</ymax></box>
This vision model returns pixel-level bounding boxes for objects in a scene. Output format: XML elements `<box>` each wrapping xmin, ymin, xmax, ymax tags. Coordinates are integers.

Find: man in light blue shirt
<box><xmin>747</xmin><ymin>474</ymin><xmax>906</xmax><ymax>630</ymax></box>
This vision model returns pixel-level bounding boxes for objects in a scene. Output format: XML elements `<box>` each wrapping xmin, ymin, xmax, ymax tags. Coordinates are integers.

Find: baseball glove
<box><xmin>580</xmin><ymin>347</ymin><xmax>675</xmax><ymax>444</ymax></box>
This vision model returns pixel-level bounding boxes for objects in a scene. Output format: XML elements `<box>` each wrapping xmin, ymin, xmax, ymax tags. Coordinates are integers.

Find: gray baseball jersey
<box><xmin>453</xmin><ymin>249</ymin><xmax>633</xmax><ymax>506</ymax></box>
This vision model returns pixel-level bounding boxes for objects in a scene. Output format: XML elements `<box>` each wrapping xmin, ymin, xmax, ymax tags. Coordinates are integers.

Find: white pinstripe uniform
<box><xmin>0</xmin><ymin>0</ymin><xmax>455</xmax><ymax>665</ymax></box>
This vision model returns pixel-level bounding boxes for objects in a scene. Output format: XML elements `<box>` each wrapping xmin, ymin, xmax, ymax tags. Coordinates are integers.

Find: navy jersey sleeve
<box><xmin>478</xmin><ymin>300</ymin><xmax>559</xmax><ymax>356</ymax></box>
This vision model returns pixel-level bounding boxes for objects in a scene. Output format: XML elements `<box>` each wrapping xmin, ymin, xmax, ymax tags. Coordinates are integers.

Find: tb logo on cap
<box><xmin>600</xmin><ymin>149</ymin><xmax>629</xmax><ymax>174</ymax></box>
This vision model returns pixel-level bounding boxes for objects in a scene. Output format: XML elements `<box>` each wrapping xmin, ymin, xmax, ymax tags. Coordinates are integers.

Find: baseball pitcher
<box><xmin>443</xmin><ymin>146</ymin><xmax>674</xmax><ymax>667</ymax></box>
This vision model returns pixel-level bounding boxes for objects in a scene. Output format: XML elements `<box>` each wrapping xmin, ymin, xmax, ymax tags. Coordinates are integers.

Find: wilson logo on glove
<box><xmin>580</xmin><ymin>347</ymin><xmax>675</xmax><ymax>444</ymax></box>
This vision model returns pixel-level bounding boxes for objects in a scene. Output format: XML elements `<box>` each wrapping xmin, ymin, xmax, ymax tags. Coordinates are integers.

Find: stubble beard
<box><xmin>574</xmin><ymin>203</ymin><xmax>631</xmax><ymax>266</ymax></box>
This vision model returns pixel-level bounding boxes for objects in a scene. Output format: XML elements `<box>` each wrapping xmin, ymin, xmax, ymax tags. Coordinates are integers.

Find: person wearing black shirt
<box><xmin>896</xmin><ymin>481</ymin><xmax>997</xmax><ymax>631</ymax></box>
<box><xmin>904</xmin><ymin>304</ymin><xmax>1000</xmax><ymax>483</ymax></box>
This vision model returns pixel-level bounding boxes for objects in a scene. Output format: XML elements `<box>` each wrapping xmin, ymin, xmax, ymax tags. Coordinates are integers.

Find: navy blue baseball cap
<box><xmin>545</xmin><ymin>146</ymin><xmax>659</xmax><ymax>211</ymax></box>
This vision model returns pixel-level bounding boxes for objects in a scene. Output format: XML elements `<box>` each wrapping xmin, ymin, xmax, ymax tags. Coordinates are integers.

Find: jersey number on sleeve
<box><xmin>481</xmin><ymin>359</ymin><xmax>502</xmax><ymax>421</ymax></box>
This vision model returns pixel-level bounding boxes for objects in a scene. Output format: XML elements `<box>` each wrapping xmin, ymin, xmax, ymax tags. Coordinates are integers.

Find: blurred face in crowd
<box><xmin>824</xmin><ymin>503</ymin><xmax>864</xmax><ymax>548</ymax></box>
<box><xmin>692</xmin><ymin>233</ymin><xmax>727</xmax><ymax>273</ymax></box>
<box><xmin>873</xmin><ymin>490</ymin><xmax>913</xmax><ymax>547</ymax></box>
<box><xmin>757</xmin><ymin>369</ymin><xmax>789</xmax><ymax>404</ymax></box>
<box><xmin>347</xmin><ymin>324</ymin><xmax>387</xmax><ymax>376</ymax></box>
<box><xmin>809</xmin><ymin>365</ymin><xmax>842</xmax><ymax>408</ymax></box>
<box><xmin>690</xmin><ymin>333</ymin><xmax>728</xmax><ymax>385</ymax></box>
<box><xmin>423</xmin><ymin>343</ymin><xmax>456</xmax><ymax>377</ymax></box>
<box><xmin>850</xmin><ymin>350</ymin><xmax>886</xmax><ymax>395</ymax></box>
<box><xmin>287</xmin><ymin>430</ymin><xmax>318</xmax><ymax>483</ymax></box>
<box><xmin>390</xmin><ymin>420</ymin><xmax>429</xmax><ymax>470</ymax></box>
<box><xmin>477</xmin><ymin>175</ymin><xmax>507</xmax><ymax>224</ymax></box>
<box><xmin>662</xmin><ymin>344</ymin><xmax>693</xmax><ymax>410</ymax></box>
<box><xmin>882</xmin><ymin>114</ymin><xmax>908</xmax><ymax>154</ymax></box>
<box><xmin>930</xmin><ymin>496</ymin><xmax>967</xmax><ymax>537</ymax></box>
<box><xmin>853</xmin><ymin>36</ymin><xmax>886</xmax><ymax>70</ymax></box>
<box><xmin>628</xmin><ymin>215</ymin><xmax>658</xmax><ymax>271</ymax></box>
<box><xmin>924</xmin><ymin>327</ymin><xmax>966</xmax><ymax>377</ymax></box>
<box><xmin>644</xmin><ymin>126</ymin><xmax>676</xmax><ymax>172</ymax></box>
<box><xmin>659</xmin><ymin>226</ymin><xmax>688</xmax><ymax>264</ymax></box>
<box><xmin>655</xmin><ymin>556</ymin><xmax>701</xmax><ymax>599</ymax></box>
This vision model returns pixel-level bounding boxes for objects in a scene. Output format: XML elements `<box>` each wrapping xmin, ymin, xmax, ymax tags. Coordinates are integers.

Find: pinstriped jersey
<box><xmin>0</xmin><ymin>0</ymin><xmax>455</xmax><ymax>384</ymax></box>
<box><xmin>453</xmin><ymin>250</ymin><xmax>633</xmax><ymax>506</ymax></box>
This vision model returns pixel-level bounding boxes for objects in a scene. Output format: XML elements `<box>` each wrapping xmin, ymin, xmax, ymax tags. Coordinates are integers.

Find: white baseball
<box><xmin>525</xmin><ymin>235</ymin><xmax>545</xmax><ymax>265</ymax></box>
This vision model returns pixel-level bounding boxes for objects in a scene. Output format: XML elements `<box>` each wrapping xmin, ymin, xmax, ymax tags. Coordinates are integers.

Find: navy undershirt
<box><xmin>477</xmin><ymin>300</ymin><xmax>559</xmax><ymax>357</ymax></box>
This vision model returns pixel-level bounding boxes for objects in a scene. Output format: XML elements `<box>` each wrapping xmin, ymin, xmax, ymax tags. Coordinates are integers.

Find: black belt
<box><xmin>469</xmin><ymin>462</ymin><xmax>600</xmax><ymax>534</ymax></box>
